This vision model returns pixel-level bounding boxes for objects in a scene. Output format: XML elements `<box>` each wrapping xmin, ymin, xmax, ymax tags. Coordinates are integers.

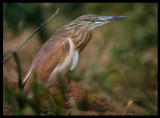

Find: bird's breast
<box><xmin>47</xmin><ymin>38</ymin><xmax>79</xmax><ymax>87</ymax></box>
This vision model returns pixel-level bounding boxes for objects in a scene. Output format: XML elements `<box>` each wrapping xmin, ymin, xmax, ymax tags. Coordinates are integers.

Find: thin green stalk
<box><xmin>13</xmin><ymin>53</ymin><xmax>22</xmax><ymax>89</ymax></box>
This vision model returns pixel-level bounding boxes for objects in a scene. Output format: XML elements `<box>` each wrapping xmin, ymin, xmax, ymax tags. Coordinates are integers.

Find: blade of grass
<box><xmin>134</xmin><ymin>100</ymin><xmax>156</xmax><ymax>115</ymax></box>
<box><xmin>13</xmin><ymin>53</ymin><xmax>22</xmax><ymax>89</ymax></box>
<box><xmin>141</xmin><ymin>88</ymin><xmax>157</xmax><ymax>106</ymax></box>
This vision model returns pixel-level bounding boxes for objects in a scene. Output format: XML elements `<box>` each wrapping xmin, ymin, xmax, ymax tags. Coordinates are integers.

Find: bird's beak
<box><xmin>93</xmin><ymin>16</ymin><xmax>127</xmax><ymax>29</ymax></box>
<box><xmin>103</xmin><ymin>16</ymin><xmax>128</xmax><ymax>21</ymax></box>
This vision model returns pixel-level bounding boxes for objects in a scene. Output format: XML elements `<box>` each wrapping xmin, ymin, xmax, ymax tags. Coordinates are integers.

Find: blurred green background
<box><xmin>3</xmin><ymin>3</ymin><xmax>158</xmax><ymax>115</ymax></box>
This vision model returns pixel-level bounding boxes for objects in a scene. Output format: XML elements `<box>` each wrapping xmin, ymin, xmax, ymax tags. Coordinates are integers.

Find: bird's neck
<box><xmin>63</xmin><ymin>25</ymin><xmax>93</xmax><ymax>53</ymax></box>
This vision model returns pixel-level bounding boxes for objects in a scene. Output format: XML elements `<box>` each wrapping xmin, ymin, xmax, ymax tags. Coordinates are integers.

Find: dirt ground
<box><xmin>3</xmin><ymin>69</ymin><xmax>131</xmax><ymax>116</ymax></box>
<box><xmin>49</xmin><ymin>79</ymin><xmax>125</xmax><ymax>115</ymax></box>
<box><xmin>3</xmin><ymin>79</ymin><xmax>129</xmax><ymax>116</ymax></box>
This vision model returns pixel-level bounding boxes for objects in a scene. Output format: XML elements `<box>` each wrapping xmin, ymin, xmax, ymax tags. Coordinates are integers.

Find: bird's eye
<box><xmin>92</xmin><ymin>18</ymin><xmax>98</xmax><ymax>22</ymax></box>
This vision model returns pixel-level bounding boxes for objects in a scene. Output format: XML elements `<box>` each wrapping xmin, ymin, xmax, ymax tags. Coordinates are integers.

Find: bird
<box><xmin>22</xmin><ymin>14</ymin><xmax>127</xmax><ymax>97</ymax></box>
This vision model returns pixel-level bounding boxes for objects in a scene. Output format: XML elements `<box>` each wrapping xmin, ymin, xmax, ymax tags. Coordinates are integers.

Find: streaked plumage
<box><xmin>22</xmin><ymin>14</ymin><xmax>127</xmax><ymax>97</ymax></box>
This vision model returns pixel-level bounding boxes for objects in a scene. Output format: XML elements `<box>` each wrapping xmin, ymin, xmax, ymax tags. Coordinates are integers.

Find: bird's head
<box><xmin>72</xmin><ymin>14</ymin><xmax>127</xmax><ymax>30</ymax></box>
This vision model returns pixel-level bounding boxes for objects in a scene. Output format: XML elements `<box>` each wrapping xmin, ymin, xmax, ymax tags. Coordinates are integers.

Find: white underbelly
<box><xmin>47</xmin><ymin>38</ymin><xmax>79</xmax><ymax>87</ymax></box>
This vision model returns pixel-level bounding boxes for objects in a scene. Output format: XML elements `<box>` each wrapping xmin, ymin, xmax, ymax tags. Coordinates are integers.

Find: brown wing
<box><xmin>22</xmin><ymin>28</ymin><xmax>70</xmax><ymax>95</ymax></box>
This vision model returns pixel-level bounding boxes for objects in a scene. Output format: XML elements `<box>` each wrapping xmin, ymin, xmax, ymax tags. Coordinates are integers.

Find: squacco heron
<box><xmin>22</xmin><ymin>14</ymin><xmax>127</xmax><ymax>97</ymax></box>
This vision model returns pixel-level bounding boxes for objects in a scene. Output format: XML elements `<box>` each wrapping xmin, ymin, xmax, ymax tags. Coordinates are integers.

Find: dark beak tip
<box><xmin>119</xmin><ymin>16</ymin><xmax>128</xmax><ymax>19</ymax></box>
<box><xmin>107</xmin><ymin>16</ymin><xmax>128</xmax><ymax>21</ymax></box>
<box><xmin>123</xmin><ymin>16</ymin><xmax>128</xmax><ymax>18</ymax></box>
